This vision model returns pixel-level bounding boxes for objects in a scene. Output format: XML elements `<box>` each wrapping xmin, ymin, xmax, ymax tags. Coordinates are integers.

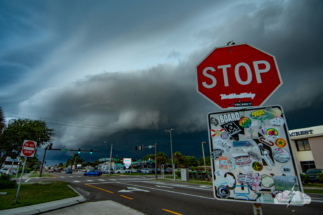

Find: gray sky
<box><xmin>1</xmin><ymin>0</ymin><xmax>322</xmax><ymax>164</ymax></box>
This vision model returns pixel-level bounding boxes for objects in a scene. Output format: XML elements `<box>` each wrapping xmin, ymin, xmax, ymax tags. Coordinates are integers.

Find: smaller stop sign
<box><xmin>21</xmin><ymin>140</ymin><xmax>36</xmax><ymax>157</ymax></box>
<box><xmin>197</xmin><ymin>44</ymin><xmax>282</xmax><ymax>109</ymax></box>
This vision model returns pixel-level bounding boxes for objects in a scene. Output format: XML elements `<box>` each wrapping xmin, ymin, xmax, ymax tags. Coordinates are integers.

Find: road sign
<box><xmin>207</xmin><ymin>106</ymin><xmax>304</xmax><ymax>205</ymax></box>
<box><xmin>197</xmin><ymin>44</ymin><xmax>282</xmax><ymax>109</ymax></box>
<box><xmin>20</xmin><ymin>140</ymin><xmax>36</xmax><ymax>157</ymax></box>
<box><xmin>61</xmin><ymin>149</ymin><xmax>70</xmax><ymax>151</ymax></box>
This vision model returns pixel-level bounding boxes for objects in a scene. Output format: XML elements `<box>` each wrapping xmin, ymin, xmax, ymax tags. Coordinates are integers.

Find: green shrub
<box><xmin>300</xmin><ymin>173</ymin><xmax>310</xmax><ymax>184</ymax></box>
<box><xmin>175</xmin><ymin>171</ymin><xmax>181</xmax><ymax>177</ymax></box>
<box><xmin>0</xmin><ymin>180</ymin><xmax>17</xmax><ymax>189</ymax></box>
<box><xmin>317</xmin><ymin>173</ymin><xmax>323</xmax><ymax>182</ymax></box>
<box><xmin>0</xmin><ymin>174</ymin><xmax>12</xmax><ymax>181</ymax></box>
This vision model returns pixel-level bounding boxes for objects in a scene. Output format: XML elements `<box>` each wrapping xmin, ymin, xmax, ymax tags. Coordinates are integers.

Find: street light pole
<box><xmin>165</xmin><ymin>128</ymin><xmax>175</xmax><ymax>181</ymax></box>
<box><xmin>202</xmin><ymin>141</ymin><xmax>206</xmax><ymax>172</ymax></box>
<box><xmin>109</xmin><ymin>144</ymin><xmax>113</xmax><ymax>175</ymax></box>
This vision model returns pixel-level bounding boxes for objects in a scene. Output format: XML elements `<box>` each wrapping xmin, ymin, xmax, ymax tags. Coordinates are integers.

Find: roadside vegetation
<box><xmin>0</xmin><ymin>181</ymin><xmax>78</xmax><ymax>210</ymax></box>
<box><xmin>28</xmin><ymin>171</ymin><xmax>55</xmax><ymax>178</ymax></box>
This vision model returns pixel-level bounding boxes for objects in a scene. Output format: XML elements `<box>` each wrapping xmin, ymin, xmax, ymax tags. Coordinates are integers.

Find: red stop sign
<box><xmin>197</xmin><ymin>44</ymin><xmax>282</xmax><ymax>109</ymax></box>
<box><xmin>21</xmin><ymin>140</ymin><xmax>36</xmax><ymax>157</ymax></box>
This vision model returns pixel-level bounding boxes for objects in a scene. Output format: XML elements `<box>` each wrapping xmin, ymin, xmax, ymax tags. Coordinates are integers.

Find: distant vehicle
<box><xmin>65</xmin><ymin>169</ymin><xmax>72</xmax><ymax>174</ymax></box>
<box><xmin>54</xmin><ymin>169</ymin><xmax>61</xmax><ymax>173</ymax></box>
<box><xmin>165</xmin><ymin>168</ymin><xmax>173</xmax><ymax>174</ymax></box>
<box><xmin>84</xmin><ymin>170</ymin><xmax>102</xmax><ymax>176</ymax></box>
<box><xmin>305</xmin><ymin>169</ymin><xmax>323</xmax><ymax>181</ymax></box>
<box><xmin>104</xmin><ymin>169</ymin><xmax>115</xmax><ymax>174</ymax></box>
<box><xmin>0</xmin><ymin>168</ymin><xmax>9</xmax><ymax>174</ymax></box>
<box><xmin>48</xmin><ymin>169</ymin><xmax>54</xmax><ymax>173</ymax></box>
<box><xmin>141</xmin><ymin>168</ymin><xmax>153</xmax><ymax>174</ymax></box>
<box><xmin>152</xmin><ymin>168</ymin><xmax>161</xmax><ymax>174</ymax></box>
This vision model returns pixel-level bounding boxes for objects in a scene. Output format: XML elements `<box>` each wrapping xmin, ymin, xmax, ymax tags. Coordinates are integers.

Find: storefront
<box><xmin>289</xmin><ymin>125</ymin><xmax>323</xmax><ymax>173</ymax></box>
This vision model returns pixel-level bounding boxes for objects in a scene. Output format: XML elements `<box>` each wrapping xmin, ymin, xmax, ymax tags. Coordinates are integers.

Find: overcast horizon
<box><xmin>1</xmin><ymin>0</ymin><xmax>323</xmax><ymax>165</ymax></box>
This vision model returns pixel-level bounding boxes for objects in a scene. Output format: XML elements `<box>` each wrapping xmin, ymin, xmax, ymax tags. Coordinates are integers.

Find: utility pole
<box><xmin>202</xmin><ymin>141</ymin><xmax>207</xmax><ymax>172</ymax></box>
<box><xmin>165</xmin><ymin>128</ymin><xmax>175</xmax><ymax>181</ymax></box>
<box><xmin>109</xmin><ymin>144</ymin><xmax>113</xmax><ymax>175</ymax></box>
<box><xmin>155</xmin><ymin>143</ymin><xmax>157</xmax><ymax>179</ymax></box>
<box><xmin>39</xmin><ymin>147</ymin><xmax>47</xmax><ymax>177</ymax></box>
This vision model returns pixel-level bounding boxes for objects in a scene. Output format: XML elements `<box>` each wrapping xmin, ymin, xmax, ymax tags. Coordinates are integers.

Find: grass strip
<box><xmin>0</xmin><ymin>181</ymin><xmax>78</xmax><ymax>210</ymax></box>
<box><xmin>28</xmin><ymin>172</ymin><xmax>55</xmax><ymax>178</ymax></box>
<box><xmin>304</xmin><ymin>189</ymin><xmax>323</xmax><ymax>194</ymax></box>
<box><xmin>303</xmin><ymin>183</ymin><xmax>323</xmax><ymax>187</ymax></box>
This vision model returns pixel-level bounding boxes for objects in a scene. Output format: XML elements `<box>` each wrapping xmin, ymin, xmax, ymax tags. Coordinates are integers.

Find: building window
<box><xmin>295</xmin><ymin>139</ymin><xmax>311</xmax><ymax>151</ymax></box>
<box><xmin>300</xmin><ymin>161</ymin><xmax>316</xmax><ymax>173</ymax></box>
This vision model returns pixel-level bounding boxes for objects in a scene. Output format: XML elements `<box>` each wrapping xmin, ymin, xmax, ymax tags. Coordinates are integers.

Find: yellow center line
<box><xmin>84</xmin><ymin>183</ymin><xmax>114</xmax><ymax>193</ymax></box>
<box><xmin>162</xmin><ymin>209</ymin><xmax>183</xmax><ymax>215</ymax></box>
<box><xmin>50</xmin><ymin>173</ymin><xmax>61</xmax><ymax>178</ymax></box>
<box><xmin>120</xmin><ymin>195</ymin><xmax>133</xmax><ymax>200</ymax></box>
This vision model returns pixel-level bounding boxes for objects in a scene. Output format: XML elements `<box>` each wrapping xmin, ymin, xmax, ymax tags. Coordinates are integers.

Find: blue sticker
<box><xmin>233</xmin><ymin>141</ymin><xmax>253</xmax><ymax>147</ymax></box>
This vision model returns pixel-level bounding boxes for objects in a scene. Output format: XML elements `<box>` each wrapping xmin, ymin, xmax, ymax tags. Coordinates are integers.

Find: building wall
<box><xmin>309</xmin><ymin>136</ymin><xmax>323</xmax><ymax>169</ymax></box>
<box><xmin>290</xmin><ymin>140</ymin><xmax>313</xmax><ymax>173</ymax></box>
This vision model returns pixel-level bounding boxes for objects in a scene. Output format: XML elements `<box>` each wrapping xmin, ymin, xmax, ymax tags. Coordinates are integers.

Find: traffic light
<box><xmin>47</xmin><ymin>143</ymin><xmax>53</xmax><ymax>150</ymax></box>
<box><xmin>78</xmin><ymin>148</ymin><xmax>81</xmax><ymax>154</ymax></box>
<box><xmin>90</xmin><ymin>149</ymin><xmax>93</xmax><ymax>154</ymax></box>
<box><xmin>141</xmin><ymin>145</ymin><xmax>144</xmax><ymax>151</ymax></box>
<box><xmin>135</xmin><ymin>146</ymin><xmax>138</xmax><ymax>151</ymax></box>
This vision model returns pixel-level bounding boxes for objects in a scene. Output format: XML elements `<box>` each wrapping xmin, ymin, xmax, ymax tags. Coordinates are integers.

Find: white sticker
<box><xmin>270</xmin><ymin>117</ymin><xmax>285</xmax><ymax>126</ymax></box>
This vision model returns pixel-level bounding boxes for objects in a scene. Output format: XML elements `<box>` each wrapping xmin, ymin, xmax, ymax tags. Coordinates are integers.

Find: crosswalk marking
<box><xmin>98</xmin><ymin>179</ymin><xmax>105</xmax><ymax>181</ymax></box>
<box><xmin>73</xmin><ymin>181</ymin><xmax>80</xmax><ymax>183</ymax></box>
<box><xmin>87</xmin><ymin>180</ymin><xmax>94</xmax><ymax>182</ymax></box>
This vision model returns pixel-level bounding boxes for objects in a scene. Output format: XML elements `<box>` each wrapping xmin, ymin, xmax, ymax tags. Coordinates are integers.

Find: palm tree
<box><xmin>156</xmin><ymin>152</ymin><xmax>167</xmax><ymax>168</ymax></box>
<box><xmin>173</xmin><ymin>151</ymin><xmax>183</xmax><ymax>168</ymax></box>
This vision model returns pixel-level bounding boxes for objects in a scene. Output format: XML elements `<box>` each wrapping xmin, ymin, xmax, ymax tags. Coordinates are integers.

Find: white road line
<box><xmin>98</xmin><ymin>179</ymin><xmax>105</xmax><ymax>181</ymax></box>
<box><xmin>70</xmin><ymin>176</ymin><xmax>74</xmax><ymax>177</ymax></box>
<box><xmin>73</xmin><ymin>181</ymin><xmax>80</xmax><ymax>183</ymax></box>
<box><xmin>25</xmin><ymin>179</ymin><xmax>32</xmax><ymax>182</ymax></box>
<box><xmin>60</xmin><ymin>177</ymin><xmax>65</xmax><ymax>178</ymax></box>
<box><xmin>117</xmin><ymin>182</ymin><xmax>214</xmax><ymax>200</ymax></box>
<box><xmin>87</xmin><ymin>180</ymin><xmax>94</xmax><ymax>182</ymax></box>
<box><xmin>77</xmin><ymin>176</ymin><xmax>81</xmax><ymax>177</ymax></box>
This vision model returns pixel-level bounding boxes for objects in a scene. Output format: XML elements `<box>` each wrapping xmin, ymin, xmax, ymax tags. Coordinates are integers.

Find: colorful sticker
<box><xmin>211</xmin><ymin>129</ymin><xmax>223</xmax><ymax>137</ymax></box>
<box><xmin>222</xmin><ymin>121</ymin><xmax>242</xmax><ymax>136</ymax></box>
<box><xmin>258</xmin><ymin>144</ymin><xmax>275</xmax><ymax>169</ymax></box>
<box><xmin>270</xmin><ymin>117</ymin><xmax>285</xmax><ymax>126</ymax></box>
<box><xmin>237</xmin><ymin>172</ymin><xmax>255</xmax><ymax>185</ymax></box>
<box><xmin>220</xmin><ymin>131</ymin><xmax>229</xmax><ymax>139</ymax></box>
<box><xmin>245</xmin><ymin>127</ymin><xmax>259</xmax><ymax>139</ymax></box>
<box><xmin>275</xmin><ymin>138</ymin><xmax>287</xmax><ymax>148</ymax></box>
<box><xmin>281</xmin><ymin>165</ymin><xmax>293</xmax><ymax>175</ymax></box>
<box><xmin>217</xmin><ymin>185</ymin><xmax>230</xmax><ymax>198</ymax></box>
<box><xmin>266</xmin><ymin>128</ymin><xmax>279</xmax><ymax>136</ymax></box>
<box><xmin>252</xmin><ymin>162</ymin><xmax>263</xmax><ymax>171</ymax></box>
<box><xmin>264</xmin><ymin>107</ymin><xmax>282</xmax><ymax>119</ymax></box>
<box><xmin>239</xmin><ymin>117</ymin><xmax>252</xmax><ymax>128</ymax></box>
<box><xmin>234</xmin><ymin>155</ymin><xmax>252</xmax><ymax>173</ymax></box>
<box><xmin>250</xmin><ymin>110</ymin><xmax>266</xmax><ymax>119</ymax></box>
<box><xmin>273</xmin><ymin>148</ymin><xmax>291</xmax><ymax>163</ymax></box>
<box><xmin>261</xmin><ymin>175</ymin><xmax>274</xmax><ymax>188</ymax></box>
<box><xmin>273</xmin><ymin>176</ymin><xmax>298</xmax><ymax>191</ymax></box>
<box><xmin>259</xmin><ymin>136</ymin><xmax>274</xmax><ymax>146</ymax></box>
<box><xmin>233</xmin><ymin>141</ymin><xmax>253</xmax><ymax>147</ymax></box>
<box><xmin>219</xmin><ymin>157</ymin><xmax>236</xmax><ymax>170</ymax></box>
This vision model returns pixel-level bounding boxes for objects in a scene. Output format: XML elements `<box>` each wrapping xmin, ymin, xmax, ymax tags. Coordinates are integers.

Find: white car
<box><xmin>141</xmin><ymin>168</ymin><xmax>153</xmax><ymax>174</ymax></box>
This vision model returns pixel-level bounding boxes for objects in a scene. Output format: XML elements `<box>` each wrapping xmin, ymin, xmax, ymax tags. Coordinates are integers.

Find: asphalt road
<box><xmin>28</xmin><ymin>172</ymin><xmax>323</xmax><ymax>215</ymax></box>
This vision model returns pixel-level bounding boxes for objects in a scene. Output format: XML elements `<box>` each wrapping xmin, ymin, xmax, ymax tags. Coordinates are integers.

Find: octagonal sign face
<box><xmin>197</xmin><ymin>44</ymin><xmax>282</xmax><ymax>109</ymax></box>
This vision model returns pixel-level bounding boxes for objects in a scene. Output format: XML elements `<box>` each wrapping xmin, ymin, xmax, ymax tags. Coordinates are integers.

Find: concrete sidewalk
<box><xmin>1</xmin><ymin>185</ymin><xmax>86</xmax><ymax>215</ymax></box>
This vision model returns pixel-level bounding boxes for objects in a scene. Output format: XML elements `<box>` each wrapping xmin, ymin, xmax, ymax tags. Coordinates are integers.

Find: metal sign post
<box><xmin>15</xmin><ymin>157</ymin><xmax>27</xmax><ymax>203</ymax></box>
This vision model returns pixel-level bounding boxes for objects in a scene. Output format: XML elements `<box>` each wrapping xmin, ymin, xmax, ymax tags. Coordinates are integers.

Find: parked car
<box><xmin>141</xmin><ymin>168</ymin><xmax>153</xmax><ymax>174</ymax></box>
<box><xmin>152</xmin><ymin>168</ymin><xmax>161</xmax><ymax>174</ymax></box>
<box><xmin>0</xmin><ymin>168</ymin><xmax>9</xmax><ymax>174</ymax></box>
<box><xmin>103</xmin><ymin>169</ymin><xmax>114</xmax><ymax>174</ymax></box>
<box><xmin>165</xmin><ymin>168</ymin><xmax>173</xmax><ymax>173</ymax></box>
<box><xmin>54</xmin><ymin>169</ymin><xmax>61</xmax><ymax>173</ymax></box>
<box><xmin>48</xmin><ymin>169</ymin><xmax>54</xmax><ymax>173</ymax></box>
<box><xmin>84</xmin><ymin>170</ymin><xmax>102</xmax><ymax>176</ymax></box>
<box><xmin>305</xmin><ymin>169</ymin><xmax>323</xmax><ymax>181</ymax></box>
<box><xmin>65</xmin><ymin>169</ymin><xmax>72</xmax><ymax>174</ymax></box>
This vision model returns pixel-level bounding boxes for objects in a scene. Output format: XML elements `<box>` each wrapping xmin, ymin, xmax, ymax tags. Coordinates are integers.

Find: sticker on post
<box><xmin>273</xmin><ymin>148</ymin><xmax>291</xmax><ymax>163</ymax></box>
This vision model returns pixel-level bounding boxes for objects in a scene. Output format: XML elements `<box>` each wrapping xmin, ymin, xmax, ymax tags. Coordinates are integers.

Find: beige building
<box><xmin>289</xmin><ymin>125</ymin><xmax>323</xmax><ymax>173</ymax></box>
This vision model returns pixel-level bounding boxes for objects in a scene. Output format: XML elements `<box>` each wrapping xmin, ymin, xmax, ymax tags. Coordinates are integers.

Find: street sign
<box><xmin>207</xmin><ymin>106</ymin><xmax>304</xmax><ymax>205</ymax></box>
<box><xmin>149</xmin><ymin>145</ymin><xmax>152</xmax><ymax>149</ymax></box>
<box><xmin>61</xmin><ymin>149</ymin><xmax>70</xmax><ymax>151</ymax></box>
<box><xmin>197</xmin><ymin>44</ymin><xmax>282</xmax><ymax>109</ymax></box>
<box><xmin>20</xmin><ymin>140</ymin><xmax>36</xmax><ymax>157</ymax></box>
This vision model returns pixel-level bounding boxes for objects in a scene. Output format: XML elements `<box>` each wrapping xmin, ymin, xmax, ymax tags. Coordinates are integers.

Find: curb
<box><xmin>1</xmin><ymin>185</ymin><xmax>86</xmax><ymax>215</ymax></box>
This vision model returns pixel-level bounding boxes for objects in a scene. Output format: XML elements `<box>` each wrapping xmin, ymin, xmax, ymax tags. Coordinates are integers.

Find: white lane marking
<box><xmin>73</xmin><ymin>181</ymin><xmax>80</xmax><ymax>183</ymax></box>
<box><xmin>98</xmin><ymin>179</ymin><xmax>105</xmax><ymax>181</ymax></box>
<box><xmin>118</xmin><ymin>187</ymin><xmax>150</xmax><ymax>193</ymax></box>
<box><xmin>312</xmin><ymin>200</ymin><xmax>323</xmax><ymax>203</ymax></box>
<box><xmin>143</xmin><ymin>181</ymin><xmax>212</xmax><ymax>191</ymax></box>
<box><xmin>86</xmin><ymin>180</ymin><xmax>94</xmax><ymax>182</ymax></box>
<box><xmin>77</xmin><ymin>176</ymin><xmax>81</xmax><ymax>177</ymax></box>
<box><xmin>25</xmin><ymin>179</ymin><xmax>32</xmax><ymax>182</ymax></box>
<box><xmin>60</xmin><ymin>177</ymin><xmax>65</xmax><ymax>178</ymax></box>
<box><xmin>118</xmin><ymin>182</ymin><xmax>214</xmax><ymax>200</ymax></box>
<box><xmin>109</xmin><ymin>179</ymin><xmax>117</xmax><ymax>181</ymax></box>
<box><xmin>156</xmin><ymin>185</ymin><xmax>173</xmax><ymax>189</ymax></box>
